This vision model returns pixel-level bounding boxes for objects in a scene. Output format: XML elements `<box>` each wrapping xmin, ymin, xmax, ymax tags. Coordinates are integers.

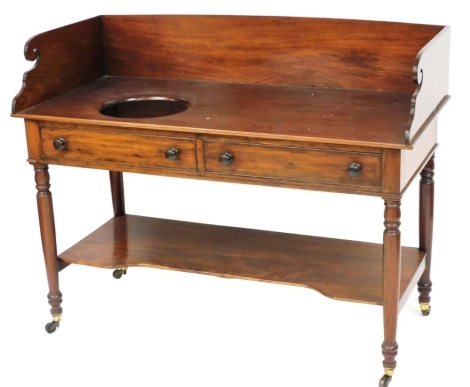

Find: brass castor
<box><xmin>379</xmin><ymin>368</ymin><xmax>393</xmax><ymax>386</ymax></box>
<box><xmin>45</xmin><ymin>321</ymin><xmax>60</xmax><ymax>334</ymax></box>
<box><xmin>379</xmin><ymin>375</ymin><xmax>392</xmax><ymax>386</ymax></box>
<box><xmin>420</xmin><ymin>302</ymin><xmax>431</xmax><ymax>316</ymax></box>
<box><xmin>113</xmin><ymin>267</ymin><xmax>127</xmax><ymax>279</ymax></box>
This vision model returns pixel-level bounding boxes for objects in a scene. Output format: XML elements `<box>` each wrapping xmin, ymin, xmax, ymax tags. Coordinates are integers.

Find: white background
<box><xmin>1</xmin><ymin>2</ymin><xmax>467</xmax><ymax>386</ymax></box>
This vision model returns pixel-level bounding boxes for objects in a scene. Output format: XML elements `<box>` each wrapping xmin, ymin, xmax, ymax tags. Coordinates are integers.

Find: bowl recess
<box><xmin>100</xmin><ymin>96</ymin><xmax>189</xmax><ymax>118</ymax></box>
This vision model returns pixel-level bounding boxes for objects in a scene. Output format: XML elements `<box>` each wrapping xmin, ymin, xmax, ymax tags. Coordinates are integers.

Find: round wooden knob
<box><xmin>219</xmin><ymin>152</ymin><xmax>233</xmax><ymax>166</ymax></box>
<box><xmin>347</xmin><ymin>162</ymin><xmax>361</xmax><ymax>177</ymax></box>
<box><xmin>165</xmin><ymin>148</ymin><xmax>179</xmax><ymax>160</ymax></box>
<box><xmin>53</xmin><ymin>138</ymin><xmax>67</xmax><ymax>150</ymax></box>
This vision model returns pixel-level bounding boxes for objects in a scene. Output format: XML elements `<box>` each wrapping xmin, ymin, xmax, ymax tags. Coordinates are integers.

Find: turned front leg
<box><xmin>418</xmin><ymin>155</ymin><xmax>435</xmax><ymax>315</ymax></box>
<box><xmin>34</xmin><ymin>164</ymin><xmax>63</xmax><ymax>333</ymax></box>
<box><xmin>380</xmin><ymin>199</ymin><xmax>401</xmax><ymax>386</ymax></box>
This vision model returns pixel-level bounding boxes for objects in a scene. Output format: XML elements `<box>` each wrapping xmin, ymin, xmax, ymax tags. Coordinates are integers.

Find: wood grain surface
<box><xmin>103</xmin><ymin>15</ymin><xmax>443</xmax><ymax>92</ymax></box>
<box><xmin>59</xmin><ymin>215</ymin><xmax>425</xmax><ymax>306</ymax></box>
<box><xmin>13</xmin><ymin>17</ymin><xmax>104</xmax><ymax>113</ymax></box>
<box><xmin>15</xmin><ymin>77</ymin><xmax>413</xmax><ymax>148</ymax></box>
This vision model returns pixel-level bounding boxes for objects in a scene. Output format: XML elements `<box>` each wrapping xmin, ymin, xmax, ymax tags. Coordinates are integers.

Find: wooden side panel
<box><xmin>12</xmin><ymin>17</ymin><xmax>105</xmax><ymax>113</ymax></box>
<box><xmin>406</xmin><ymin>27</ymin><xmax>450</xmax><ymax>144</ymax></box>
<box><xmin>102</xmin><ymin>15</ymin><xmax>443</xmax><ymax>91</ymax></box>
<box><xmin>24</xmin><ymin>119</ymin><xmax>42</xmax><ymax>162</ymax></box>
<box><xmin>401</xmin><ymin>118</ymin><xmax>438</xmax><ymax>191</ymax></box>
<box><xmin>382</xmin><ymin>148</ymin><xmax>401</xmax><ymax>195</ymax></box>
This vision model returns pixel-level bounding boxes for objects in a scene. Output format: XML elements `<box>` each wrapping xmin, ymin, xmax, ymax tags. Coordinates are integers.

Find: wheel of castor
<box><xmin>379</xmin><ymin>375</ymin><xmax>392</xmax><ymax>386</ymax></box>
<box><xmin>421</xmin><ymin>305</ymin><xmax>431</xmax><ymax>316</ymax></box>
<box><xmin>45</xmin><ymin>321</ymin><xmax>59</xmax><ymax>334</ymax></box>
<box><xmin>113</xmin><ymin>268</ymin><xmax>127</xmax><ymax>279</ymax></box>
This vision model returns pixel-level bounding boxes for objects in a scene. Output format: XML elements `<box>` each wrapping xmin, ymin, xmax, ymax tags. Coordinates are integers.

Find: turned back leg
<box><xmin>109</xmin><ymin>171</ymin><xmax>125</xmax><ymax>216</ymax></box>
<box><xmin>109</xmin><ymin>171</ymin><xmax>127</xmax><ymax>278</ymax></box>
<box><xmin>418</xmin><ymin>155</ymin><xmax>435</xmax><ymax>315</ymax></box>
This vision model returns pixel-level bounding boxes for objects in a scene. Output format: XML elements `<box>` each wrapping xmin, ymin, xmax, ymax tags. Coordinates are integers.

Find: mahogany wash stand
<box><xmin>11</xmin><ymin>15</ymin><xmax>450</xmax><ymax>386</ymax></box>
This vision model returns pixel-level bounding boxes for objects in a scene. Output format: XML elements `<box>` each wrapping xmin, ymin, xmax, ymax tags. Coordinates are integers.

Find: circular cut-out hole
<box><xmin>100</xmin><ymin>96</ymin><xmax>189</xmax><ymax>118</ymax></box>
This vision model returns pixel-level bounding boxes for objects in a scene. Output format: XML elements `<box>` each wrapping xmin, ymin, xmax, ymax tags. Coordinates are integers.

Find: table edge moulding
<box><xmin>11</xmin><ymin>15</ymin><xmax>450</xmax><ymax>387</ymax></box>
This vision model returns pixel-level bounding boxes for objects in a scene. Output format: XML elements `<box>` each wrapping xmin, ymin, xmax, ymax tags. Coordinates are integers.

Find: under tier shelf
<box><xmin>59</xmin><ymin>215</ymin><xmax>425</xmax><ymax>306</ymax></box>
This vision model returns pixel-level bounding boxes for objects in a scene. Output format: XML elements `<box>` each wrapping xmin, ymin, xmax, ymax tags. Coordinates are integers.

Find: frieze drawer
<box><xmin>41</xmin><ymin>127</ymin><xmax>197</xmax><ymax>171</ymax></box>
<box><xmin>203</xmin><ymin>141</ymin><xmax>381</xmax><ymax>187</ymax></box>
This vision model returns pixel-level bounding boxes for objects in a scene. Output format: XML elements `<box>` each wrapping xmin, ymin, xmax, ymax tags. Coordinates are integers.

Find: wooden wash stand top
<box><xmin>11</xmin><ymin>15</ymin><xmax>450</xmax><ymax>386</ymax></box>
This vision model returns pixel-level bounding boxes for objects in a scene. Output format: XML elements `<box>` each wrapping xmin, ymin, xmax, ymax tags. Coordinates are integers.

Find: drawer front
<box><xmin>41</xmin><ymin>128</ymin><xmax>197</xmax><ymax>170</ymax></box>
<box><xmin>204</xmin><ymin>141</ymin><xmax>381</xmax><ymax>187</ymax></box>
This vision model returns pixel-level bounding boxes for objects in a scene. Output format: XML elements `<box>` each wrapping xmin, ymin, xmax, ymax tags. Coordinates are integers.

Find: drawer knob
<box><xmin>165</xmin><ymin>148</ymin><xmax>179</xmax><ymax>160</ymax></box>
<box><xmin>53</xmin><ymin>138</ymin><xmax>67</xmax><ymax>150</ymax></box>
<box><xmin>219</xmin><ymin>152</ymin><xmax>233</xmax><ymax>166</ymax></box>
<box><xmin>347</xmin><ymin>162</ymin><xmax>361</xmax><ymax>177</ymax></box>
